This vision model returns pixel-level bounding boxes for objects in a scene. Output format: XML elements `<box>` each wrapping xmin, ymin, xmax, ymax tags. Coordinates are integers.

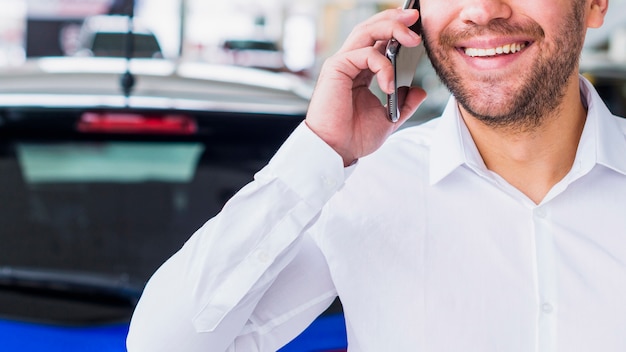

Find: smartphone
<box><xmin>385</xmin><ymin>0</ymin><xmax>423</xmax><ymax>122</ymax></box>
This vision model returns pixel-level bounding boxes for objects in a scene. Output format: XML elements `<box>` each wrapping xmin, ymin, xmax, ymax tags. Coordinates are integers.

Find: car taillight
<box><xmin>77</xmin><ymin>112</ymin><xmax>197</xmax><ymax>135</ymax></box>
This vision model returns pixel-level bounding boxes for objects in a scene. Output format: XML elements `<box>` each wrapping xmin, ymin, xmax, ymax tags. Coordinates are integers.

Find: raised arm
<box><xmin>306</xmin><ymin>8</ymin><xmax>426</xmax><ymax>166</ymax></box>
<box><xmin>126</xmin><ymin>7</ymin><xmax>425</xmax><ymax>352</ymax></box>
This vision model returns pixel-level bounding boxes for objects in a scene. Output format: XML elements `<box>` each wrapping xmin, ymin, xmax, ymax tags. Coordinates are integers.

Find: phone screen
<box><xmin>385</xmin><ymin>0</ymin><xmax>423</xmax><ymax>122</ymax></box>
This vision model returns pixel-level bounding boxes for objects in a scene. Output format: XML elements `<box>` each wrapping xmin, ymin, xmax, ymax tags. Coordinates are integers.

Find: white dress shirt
<box><xmin>127</xmin><ymin>76</ymin><xmax>626</xmax><ymax>352</ymax></box>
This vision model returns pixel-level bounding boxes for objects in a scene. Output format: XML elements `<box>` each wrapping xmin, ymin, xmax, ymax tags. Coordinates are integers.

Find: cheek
<box><xmin>418</xmin><ymin>0</ymin><xmax>453</xmax><ymax>35</ymax></box>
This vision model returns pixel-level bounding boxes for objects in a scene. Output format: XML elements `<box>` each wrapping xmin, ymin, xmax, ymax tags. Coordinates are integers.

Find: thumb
<box><xmin>395</xmin><ymin>86</ymin><xmax>428</xmax><ymax>126</ymax></box>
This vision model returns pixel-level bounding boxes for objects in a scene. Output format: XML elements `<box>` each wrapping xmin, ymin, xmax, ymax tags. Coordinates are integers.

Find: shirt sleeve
<box><xmin>126</xmin><ymin>122</ymin><xmax>349</xmax><ymax>352</ymax></box>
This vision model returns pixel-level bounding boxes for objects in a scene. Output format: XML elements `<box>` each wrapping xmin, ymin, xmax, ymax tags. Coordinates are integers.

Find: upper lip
<box><xmin>455</xmin><ymin>36</ymin><xmax>534</xmax><ymax>51</ymax></box>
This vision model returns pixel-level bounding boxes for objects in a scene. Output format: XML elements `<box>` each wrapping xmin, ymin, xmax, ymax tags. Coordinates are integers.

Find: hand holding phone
<box><xmin>385</xmin><ymin>0</ymin><xmax>423</xmax><ymax>122</ymax></box>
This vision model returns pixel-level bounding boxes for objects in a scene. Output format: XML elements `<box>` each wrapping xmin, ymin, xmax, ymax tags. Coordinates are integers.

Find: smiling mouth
<box><xmin>463</xmin><ymin>42</ymin><xmax>530</xmax><ymax>57</ymax></box>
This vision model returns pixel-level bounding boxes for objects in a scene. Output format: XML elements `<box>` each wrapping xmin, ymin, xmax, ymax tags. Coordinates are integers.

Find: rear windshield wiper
<box><xmin>0</xmin><ymin>266</ymin><xmax>143</xmax><ymax>307</ymax></box>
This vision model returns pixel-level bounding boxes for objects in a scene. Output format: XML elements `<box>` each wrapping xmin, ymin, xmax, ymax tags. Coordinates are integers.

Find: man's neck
<box><xmin>461</xmin><ymin>76</ymin><xmax>587</xmax><ymax>205</ymax></box>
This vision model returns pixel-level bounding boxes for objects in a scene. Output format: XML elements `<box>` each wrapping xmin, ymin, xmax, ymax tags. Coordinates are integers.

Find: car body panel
<box><xmin>0</xmin><ymin>319</ymin><xmax>128</xmax><ymax>352</ymax></box>
<box><xmin>0</xmin><ymin>313</ymin><xmax>347</xmax><ymax>352</ymax></box>
<box><xmin>0</xmin><ymin>58</ymin><xmax>312</xmax><ymax>114</ymax></box>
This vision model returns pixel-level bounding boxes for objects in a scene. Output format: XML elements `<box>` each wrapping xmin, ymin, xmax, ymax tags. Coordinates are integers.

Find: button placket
<box><xmin>533</xmin><ymin>206</ymin><xmax>558</xmax><ymax>352</ymax></box>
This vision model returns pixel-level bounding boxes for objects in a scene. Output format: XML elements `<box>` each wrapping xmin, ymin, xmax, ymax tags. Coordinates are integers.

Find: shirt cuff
<box><xmin>256</xmin><ymin>122</ymin><xmax>350</xmax><ymax>209</ymax></box>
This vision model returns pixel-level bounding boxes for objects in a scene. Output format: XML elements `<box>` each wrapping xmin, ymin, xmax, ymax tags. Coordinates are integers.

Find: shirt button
<box><xmin>541</xmin><ymin>303</ymin><xmax>554</xmax><ymax>314</ymax></box>
<box><xmin>535</xmin><ymin>207</ymin><xmax>547</xmax><ymax>219</ymax></box>
<box><xmin>256</xmin><ymin>250</ymin><xmax>270</xmax><ymax>263</ymax></box>
<box><xmin>321</xmin><ymin>176</ymin><xmax>337</xmax><ymax>188</ymax></box>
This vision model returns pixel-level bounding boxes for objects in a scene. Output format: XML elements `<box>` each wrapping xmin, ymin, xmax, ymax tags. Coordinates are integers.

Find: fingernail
<box><xmin>409</xmin><ymin>30</ymin><xmax>420</xmax><ymax>39</ymax></box>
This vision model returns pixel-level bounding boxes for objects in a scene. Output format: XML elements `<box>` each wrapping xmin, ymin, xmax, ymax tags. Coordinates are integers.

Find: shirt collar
<box><xmin>577</xmin><ymin>76</ymin><xmax>626</xmax><ymax>177</ymax></box>
<box><xmin>429</xmin><ymin>96</ymin><xmax>484</xmax><ymax>185</ymax></box>
<box><xmin>429</xmin><ymin>75</ymin><xmax>626</xmax><ymax>186</ymax></box>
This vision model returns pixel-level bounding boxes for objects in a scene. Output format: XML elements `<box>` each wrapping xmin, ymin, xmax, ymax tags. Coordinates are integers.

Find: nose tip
<box><xmin>459</xmin><ymin>1</ymin><xmax>513</xmax><ymax>26</ymax></box>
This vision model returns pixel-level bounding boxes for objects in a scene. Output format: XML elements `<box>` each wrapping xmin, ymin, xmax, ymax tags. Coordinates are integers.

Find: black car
<box><xmin>0</xmin><ymin>57</ymin><xmax>347</xmax><ymax>351</ymax></box>
<box><xmin>580</xmin><ymin>52</ymin><xmax>626</xmax><ymax>117</ymax></box>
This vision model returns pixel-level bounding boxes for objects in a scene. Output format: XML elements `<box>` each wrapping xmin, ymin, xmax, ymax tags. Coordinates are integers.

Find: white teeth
<box><xmin>464</xmin><ymin>42</ymin><xmax>527</xmax><ymax>57</ymax></box>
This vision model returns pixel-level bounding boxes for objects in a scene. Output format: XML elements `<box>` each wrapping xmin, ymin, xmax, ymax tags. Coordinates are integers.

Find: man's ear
<box><xmin>587</xmin><ymin>0</ymin><xmax>609</xmax><ymax>28</ymax></box>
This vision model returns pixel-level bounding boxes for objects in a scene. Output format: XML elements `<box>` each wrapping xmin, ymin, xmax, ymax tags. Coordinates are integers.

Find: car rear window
<box><xmin>0</xmin><ymin>108</ymin><xmax>301</xmax><ymax>324</ymax></box>
<box><xmin>91</xmin><ymin>32</ymin><xmax>162</xmax><ymax>58</ymax></box>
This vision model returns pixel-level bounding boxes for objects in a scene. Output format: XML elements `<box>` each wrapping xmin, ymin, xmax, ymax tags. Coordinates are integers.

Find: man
<box><xmin>128</xmin><ymin>0</ymin><xmax>625</xmax><ymax>351</ymax></box>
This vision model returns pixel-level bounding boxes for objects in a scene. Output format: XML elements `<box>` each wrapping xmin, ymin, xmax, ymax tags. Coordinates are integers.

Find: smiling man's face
<box><xmin>420</xmin><ymin>0</ymin><xmax>589</xmax><ymax>130</ymax></box>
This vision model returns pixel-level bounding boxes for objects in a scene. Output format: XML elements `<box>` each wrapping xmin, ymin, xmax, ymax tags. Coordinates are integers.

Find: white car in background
<box><xmin>75</xmin><ymin>15</ymin><xmax>163</xmax><ymax>59</ymax></box>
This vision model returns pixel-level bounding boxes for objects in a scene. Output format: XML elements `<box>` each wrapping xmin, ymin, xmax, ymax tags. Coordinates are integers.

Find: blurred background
<box><xmin>1</xmin><ymin>0</ymin><xmax>625</xmax><ymax>67</ymax></box>
<box><xmin>0</xmin><ymin>0</ymin><xmax>624</xmax><ymax>120</ymax></box>
<box><xmin>0</xmin><ymin>0</ymin><xmax>403</xmax><ymax>75</ymax></box>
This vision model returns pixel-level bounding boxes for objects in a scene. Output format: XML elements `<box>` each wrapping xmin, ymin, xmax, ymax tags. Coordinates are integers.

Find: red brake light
<box><xmin>77</xmin><ymin>112</ymin><xmax>197</xmax><ymax>135</ymax></box>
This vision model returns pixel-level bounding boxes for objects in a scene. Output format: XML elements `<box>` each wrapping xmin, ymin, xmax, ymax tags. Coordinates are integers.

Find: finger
<box><xmin>346</xmin><ymin>8</ymin><xmax>420</xmax><ymax>48</ymax></box>
<box><xmin>396</xmin><ymin>86</ymin><xmax>428</xmax><ymax>125</ymax></box>
<box><xmin>340</xmin><ymin>9</ymin><xmax>421</xmax><ymax>53</ymax></box>
<box><xmin>325</xmin><ymin>46</ymin><xmax>395</xmax><ymax>89</ymax></box>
